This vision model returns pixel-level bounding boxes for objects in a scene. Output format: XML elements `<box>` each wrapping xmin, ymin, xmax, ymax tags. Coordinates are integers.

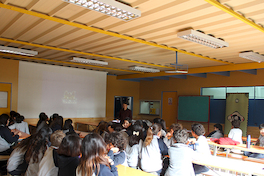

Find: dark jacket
<box><xmin>95</xmin><ymin>164</ymin><xmax>118</xmax><ymax>176</ymax></box>
<box><xmin>53</xmin><ymin>149</ymin><xmax>79</xmax><ymax>176</ymax></box>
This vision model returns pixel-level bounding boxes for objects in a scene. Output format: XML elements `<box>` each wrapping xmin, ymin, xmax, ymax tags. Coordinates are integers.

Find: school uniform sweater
<box><xmin>140</xmin><ymin>135</ymin><xmax>168</xmax><ymax>173</ymax></box>
<box><xmin>126</xmin><ymin>144</ymin><xmax>139</xmax><ymax>167</ymax></box>
<box><xmin>53</xmin><ymin>149</ymin><xmax>79</xmax><ymax>176</ymax></box>
<box><xmin>165</xmin><ymin>143</ymin><xmax>198</xmax><ymax>176</ymax></box>
<box><xmin>38</xmin><ymin>147</ymin><xmax>58</xmax><ymax>176</ymax></box>
<box><xmin>0</xmin><ymin>125</ymin><xmax>19</xmax><ymax>153</ymax></box>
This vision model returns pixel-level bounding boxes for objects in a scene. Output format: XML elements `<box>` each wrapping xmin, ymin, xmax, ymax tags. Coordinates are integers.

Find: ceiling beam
<box><xmin>205</xmin><ymin>0</ymin><xmax>264</xmax><ymax>33</ymax></box>
<box><xmin>239</xmin><ymin>69</ymin><xmax>257</xmax><ymax>75</ymax></box>
<box><xmin>0</xmin><ymin>37</ymin><xmax>173</xmax><ymax>69</ymax></box>
<box><xmin>188</xmin><ymin>73</ymin><xmax>207</xmax><ymax>78</ymax></box>
<box><xmin>0</xmin><ymin>53</ymin><xmax>142</xmax><ymax>73</ymax></box>
<box><xmin>117</xmin><ymin>62</ymin><xmax>264</xmax><ymax>79</ymax></box>
<box><xmin>210</xmin><ymin>71</ymin><xmax>230</xmax><ymax>77</ymax></box>
<box><xmin>168</xmin><ymin>75</ymin><xmax>187</xmax><ymax>79</ymax></box>
<box><xmin>0</xmin><ymin>3</ymin><xmax>231</xmax><ymax>65</ymax></box>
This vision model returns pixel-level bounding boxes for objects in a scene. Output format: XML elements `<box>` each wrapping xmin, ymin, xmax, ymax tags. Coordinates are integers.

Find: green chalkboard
<box><xmin>178</xmin><ymin>96</ymin><xmax>209</xmax><ymax>122</ymax></box>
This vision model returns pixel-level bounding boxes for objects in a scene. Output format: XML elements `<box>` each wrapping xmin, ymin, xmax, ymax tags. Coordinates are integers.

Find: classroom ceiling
<box><xmin>0</xmin><ymin>0</ymin><xmax>264</xmax><ymax>81</ymax></box>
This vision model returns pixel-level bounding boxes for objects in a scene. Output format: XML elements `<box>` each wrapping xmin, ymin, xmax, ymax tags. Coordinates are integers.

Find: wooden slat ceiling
<box><xmin>0</xmin><ymin>0</ymin><xmax>264</xmax><ymax>78</ymax></box>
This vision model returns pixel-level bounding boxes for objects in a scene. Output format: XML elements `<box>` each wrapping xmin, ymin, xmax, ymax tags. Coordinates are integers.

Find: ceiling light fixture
<box><xmin>177</xmin><ymin>29</ymin><xmax>229</xmax><ymax>49</ymax></box>
<box><xmin>165</xmin><ymin>51</ymin><xmax>188</xmax><ymax>73</ymax></box>
<box><xmin>129</xmin><ymin>66</ymin><xmax>160</xmax><ymax>73</ymax></box>
<box><xmin>0</xmin><ymin>46</ymin><xmax>38</xmax><ymax>56</ymax></box>
<box><xmin>63</xmin><ymin>0</ymin><xmax>141</xmax><ymax>21</ymax></box>
<box><xmin>71</xmin><ymin>57</ymin><xmax>108</xmax><ymax>65</ymax></box>
<box><xmin>239</xmin><ymin>51</ymin><xmax>264</xmax><ymax>63</ymax></box>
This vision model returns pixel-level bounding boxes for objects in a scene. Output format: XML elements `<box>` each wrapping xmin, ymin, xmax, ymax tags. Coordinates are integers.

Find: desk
<box><xmin>11</xmin><ymin>129</ymin><xmax>30</xmax><ymax>139</ymax></box>
<box><xmin>75</xmin><ymin>130</ymin><xmax>89</xmax><ymax>138</ymax></box>
<box><xmin>117</xmin><ymin>165</ymin><xmax>155</xmax><ymax>176</ymax></box>
<box><xmin>75</xmin><ymin>122</ymin><xmax>98</xmax><ymax>132</ymax></box>
<box><xmin>193</xmin><ymin>156</ymin><xmax>264</xmax><ymax>175</ymax></box>
<box><xmin>208</xmin><ymin>141</ymin><xmax>264</xmax><ymax>158</ymax></box>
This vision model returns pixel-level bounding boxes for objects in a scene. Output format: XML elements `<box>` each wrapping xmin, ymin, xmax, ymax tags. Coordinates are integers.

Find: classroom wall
<box><xmin>0</xmin><ymin>58</ymin><xmax>19</xmax><ymax>111</ymax></box>
<box><xmin>106</xmin><ymin>75</ymin><xmax>140</xmax><ymax>119</ymax></box>
<box><xmin>139</xmin><ymin>70</ymin><xmax>264</xmax><ymax>137</ymax></box>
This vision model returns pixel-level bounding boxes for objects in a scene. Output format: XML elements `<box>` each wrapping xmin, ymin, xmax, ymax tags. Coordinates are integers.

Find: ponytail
<box><xmin>144</xmin><ymin>124</ymin><xmax>161</xmax><ymax>147</ymax></box>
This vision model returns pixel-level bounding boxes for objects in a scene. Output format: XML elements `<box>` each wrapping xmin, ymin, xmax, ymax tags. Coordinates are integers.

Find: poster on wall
<box><xmin>0</xmin><ymin>92</ymin><xmax>8</xmax><ymax>108</ymax></box>
<box><xmin>224</xmin><ymin>93</ymin><xmax>249</xmax><ymax>136</ymax></box>
<box><xmin>168</xmin><ymin>98</ymin><xmax>173</xmax><ymax>105</ymax></box>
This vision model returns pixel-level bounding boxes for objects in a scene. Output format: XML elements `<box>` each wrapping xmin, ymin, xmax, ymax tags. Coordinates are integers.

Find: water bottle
<box><xmin>246</xmin><ymin>135</ymin><xmax>251</xmax><ymax>148</ymax></box>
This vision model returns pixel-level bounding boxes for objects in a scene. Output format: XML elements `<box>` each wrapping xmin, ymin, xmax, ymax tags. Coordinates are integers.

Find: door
<box><xmin>161</xmin><ymin>91</ymin><xmax>177</xmax><ymax>127</ymax></box>
<box><xmin>0</xmin><ymin>83</ymin><xmax>12</xmax><ymax>115</ymax></box>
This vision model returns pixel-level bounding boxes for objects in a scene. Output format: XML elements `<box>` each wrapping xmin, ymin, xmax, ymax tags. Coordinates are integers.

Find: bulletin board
<box><xmin>178</xmin><ymin>96</ymin><xmax>210</xmax><ymax>122</ymax></box>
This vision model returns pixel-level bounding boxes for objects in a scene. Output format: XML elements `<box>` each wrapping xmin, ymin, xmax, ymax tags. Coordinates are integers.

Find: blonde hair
<box><xmin>144</xmin><ymin>123</ymin><xmax>161</xmax><ymax>147</ymax></box>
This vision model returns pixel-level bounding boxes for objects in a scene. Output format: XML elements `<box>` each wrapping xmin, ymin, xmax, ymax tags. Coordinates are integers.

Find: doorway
<box><xmin>114</xmin><ymin>96</ymin><xmax>133</xmax><ymax>119</ymax></box>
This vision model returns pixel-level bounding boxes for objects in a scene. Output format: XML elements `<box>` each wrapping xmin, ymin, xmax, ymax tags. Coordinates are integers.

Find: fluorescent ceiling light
<box><xmin>177</xmin><ymin>29</ymin><xmax>229</xmax><ymax>49</ymax></box>
<box><xmin>63</xmin><ymin>0</ymin><xmax>141</xmax><ymax>21</ymax></box>
<box><xmin>0</xmin><ymin>46</ymin><xmax>38</xmax><ymax>56</ymax></box>
<box><xmin>239</xmin><ymin>51</ymin><xmax>264</xmax><ymax>63</ymax></box>
<box><xmin>71</xmin><ymin>57</ymin><xmax>108</xmax><ymax>65</ymax></box>
<box><xmin>129</xmin><ymin>66</ymin><xmax>160</xmax><ymax>73</ymax></box>
<box><xmin>165</xmin><ymin>70</ymin><xmax>188</xmax><ymax>73</ymax></box>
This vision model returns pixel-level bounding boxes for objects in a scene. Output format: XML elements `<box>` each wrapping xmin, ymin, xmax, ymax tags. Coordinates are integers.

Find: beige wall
<box><xmin>0</xmin><ymin>58</ymin><xmax>19</xmax><ymax>111</ymax></box>
<box><xmin>106</xmin><ymin>75</ymin><xmax>140</xmax><ymax>119</ymax></box>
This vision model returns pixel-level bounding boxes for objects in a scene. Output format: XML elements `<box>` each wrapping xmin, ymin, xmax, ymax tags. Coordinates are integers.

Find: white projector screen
<box><xmin>18</xmin><ymin>62</ymin><xmax>107</xmax><ymax>118</ymax></box>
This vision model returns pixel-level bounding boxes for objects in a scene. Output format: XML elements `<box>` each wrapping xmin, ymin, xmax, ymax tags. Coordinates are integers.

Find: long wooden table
<box><xmin>11</xmin><ymin>129</ymin><xmax>30</xmax><ymax>139</ymax></box>
<box><xmin>117</xmin><ymin>165</ymin><xmax>155</xmax><ymax>176</ymax></box>
<box><xmin>75</xmin><ymin>121</ymin><xmax>98</xmax><ymax>131</ymax></box>
<box><xmin>193</xmin><ymin>155</ymin><xmax>264</xmax><ymax>175</ymax></box>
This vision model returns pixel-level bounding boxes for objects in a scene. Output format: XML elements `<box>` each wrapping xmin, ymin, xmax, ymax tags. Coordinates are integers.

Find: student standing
<box><xmin>118</xmin><ymin>102</ymin><xmax>132</xmax><ymax>122</ymax></box>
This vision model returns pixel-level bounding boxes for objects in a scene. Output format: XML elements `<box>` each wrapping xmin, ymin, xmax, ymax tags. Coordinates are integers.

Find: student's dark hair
<box><xmin>191</xmin><ymin>123</ymin><xmax>205</xmax><ymax>136</ymax></box>
<box><xmin>123</xmin><ymin>117</ymin><xmax>132</xmax><ymax>124</ymax></box>
<box><xmin>142</xmin><ymin>121</ymin><xmax>149</xmax><ymax>131</ymax></box>
<box><xmin>259</xmin><ymin>124</ymin><xmax>264</xmax><ymax>130</ymax></box>
<box><xmin>214</xmin><ymin>123</ymin><xmax>224</xmax><ymax>135</ymax></box>
<box><xmin>77</xmin><ymin>133</ymin><xmax>110</xmax><ymax>176</ymax></box>
<box><xmin>113</xmin><ymin>123</ymin><xmax>123</xmax><ymax>132</ymax></box>
<box><xmin>0</xmin><ymin>114</ymin><xmax>9</xmax><ymax>125</ymax></box>
<box><xmin>170</xmin><ymin>123</ymin><xmax>183</xmax><ymax>132</ymax></box>
<box><xmin>18</xmin><ymin>126</ymin><xmax>52</xmax><ymax>163</ymax></box>
<box><xmin>50</xmin><ymin>116</ymin><xmax>63</xmax><ymax>129</ymax></box>
<box><xmin>57</xmin><ymin>134</ymin><xmax>81</xmax><ymax>157</ymax></box>
<box><xmin>232</xmin><ymin>120</ymin><xmax>240</xmax><ymax>128</ymax></box>
<box><xmin>39</xmin><ymin>112</ymin><xmax>48</xmax><ymax>121</ymax></box>
<box><xmin>134</xmin><ymin>120</ymin><xmax>143</xmax><ymax>127</ymax></box>
<box><xmin>10</xmin><ymin>111</ymin><xmax>17</xmax><ymax>118</ymax></box>
<box><xmin>173</xmin><ymin>129</ymin><xmax>189</xmax><ymax>144</ymax></box>
<box><xmin>50</xmin><ymin>130</ymin><xmax>66</xmax><ymax>147</ymax></box>
<box><xmin>63</xmin><ymin>119</ymin><xmax>73</xmax><ymax>130</ymax></box>
<box><xmin>129</xmin><ymin>124</ymin><xmax>143</xmax><ymax>147</ymax></box>
<box><xmin>153</xmin><ymin>118</ymin><xmax>167</xmax><ymax>133</ymax></box>
<box><xmin>144</xmin><ymin>123</ymin><xmax>161</xmax><ymax>147</ymax></box>
<box><xmin>16</xmin><ymin>115</ymin><xmax>24</xmax><ymax>123</ymax></box>
<box><xmin>94</xmin><ymin>121</ymin><xmax>108</xmax><ymax>135</ymax></box>
<box><xmin>104</xmin><ymin>131</ymin><xmax>126</xmax><ymax>151</ymax></box>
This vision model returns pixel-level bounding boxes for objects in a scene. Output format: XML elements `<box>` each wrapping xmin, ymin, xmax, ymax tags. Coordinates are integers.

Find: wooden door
<box><xmin>0</xmin><ymin>83</ymin><xmax>12</xmax><ymax>115</ymax></box>
<box><xmin>162</xmin><ymin>91</ymin><xmax>177</xmax><ymax>127</ymax></box>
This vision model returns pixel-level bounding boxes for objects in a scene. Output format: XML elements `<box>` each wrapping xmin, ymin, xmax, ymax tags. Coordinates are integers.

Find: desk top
<box><xmin>11</xmin><ymin>129</ymin><xmax>30</xmax><ymax>139</ymax></box>
<box><xmin>75</xmin><ymin>130</ymin><xmax>89</xmax><ymax>138</ymax></box>
<box><xmin>193</xmin><ymin>156</ymin><xmax>264</xmax><ymax>175</ymax></box>
<box><xmin>75</xmin><ymin>121</ymin><xmax>98</xmax><ymax>126</ymax></box>
<box><xmin>208</xmin><ymin>141</ymin><xmax>264</xmax><ymax>154</ymax></box>
<box><xmin>117</xmin><ymin>165</ymin><xmax>155</xmax><ymax>176</ymax></box>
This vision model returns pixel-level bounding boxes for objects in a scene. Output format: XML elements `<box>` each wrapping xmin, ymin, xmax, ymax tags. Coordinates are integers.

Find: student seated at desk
<box><xmin>0</xmin><ymin>114</ymin><xmax>21</xmax><ymax>155</ymax></box>
<box><xmin>53</xmin><ymin>134</ymin><xmax>81</xmax><ymax>176</ymax></box>
<box><xmin>76</xmin><ymin>133</ymin><xmax>118</xmax><ymax>176</ymax></box>
<box><xmin>244</xmin><ymin>123</ymin><xmax>264</xmax><ymax>159</ymax></box>
<box><xmin>165</xmin><ymin>129</ymin><xmax>199</xmax><ymax>176</ymax></box>
<box><xmin>36</xmin><ymin>112</ymin><xmax>49</xmax><ymax>133</ymax></box>
<box><xmin>140</xmin><ymin>123</ymin><xmax>168</xmax><ymax>175</ymax></box>
<box><xmin>105</xmin><ymin>131</ymin><xmax>128</xmax><ymax>166</ymax></box>
<box><xmin>207</xmin><ymin>123</ymin><xmax>223</xmax><ymax>139</ymax></box>
<box><xmin>38</xmin><ymin>130</ymin><xmax>66</xmax><ymax>176</ymax></box>
<box><xmin>50</xmin><ymin>116</ymin><xmax>63</xmax><ymax>133</ymax></box>
<box><xmin>190</xmin><ymin>123</ymin><xmax>211</xmax><ymax>175</ymax></box>
<box><xmin>228</xmin><ymin>120</ymin><xmax>242</xmax><ymax>144</ymax></box>
<box><xmin>63</xmin><ymin>119</ymin><xmax>75</xmax><ymax>135</ymax></box>
<box><xmin>164</xmin><ymin>123</ymin><xmax>183</xmax><ymax>147</ymax></box>
<box><xmin>7</xmin><ymin>126</ymin><xmax>52</xmax><ymax>176</ymax></box>
<box><xmin>8</xmin><ymin>115</ymin><xmax>30</xmax><ymax>135</ymax></box>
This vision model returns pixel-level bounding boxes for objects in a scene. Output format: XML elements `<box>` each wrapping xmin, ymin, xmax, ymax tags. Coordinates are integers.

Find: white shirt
<box><xmin>228</xmin><ymin>128</ymin><xmax>242</xmax><ymax>144</ymax></box>
<box><xmin>9</xmin><ymin>121</ymin><xmax>30</xmax><ymax>134</ymax></box>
